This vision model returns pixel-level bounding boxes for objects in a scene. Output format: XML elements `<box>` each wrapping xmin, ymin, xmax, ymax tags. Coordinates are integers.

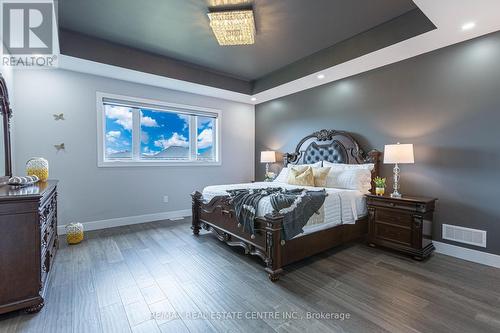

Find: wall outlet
<box><xmin>163</xmin><ymin>195</ymin><xmax>169</xmax><ymax>203</ymax></box>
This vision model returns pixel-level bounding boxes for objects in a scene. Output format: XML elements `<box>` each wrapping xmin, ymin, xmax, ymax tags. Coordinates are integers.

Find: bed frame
<box><xmin>191</xmin><ymin>129</ymin><xmax>381</xmax><ymax>281</ymax></box>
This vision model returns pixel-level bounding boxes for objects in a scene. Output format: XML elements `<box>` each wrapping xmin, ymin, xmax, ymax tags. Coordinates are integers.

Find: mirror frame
<box><xmin>0</xmin><ymin>74</ymin><xmax>12</xmax><ymax>185</ymax></box>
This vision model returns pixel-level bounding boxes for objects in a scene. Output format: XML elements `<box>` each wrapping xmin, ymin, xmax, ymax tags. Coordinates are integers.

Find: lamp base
<box><xmin>391</xmin><ymin>163</ymin><xmax>402</xmax><ymax>198</ymax></box>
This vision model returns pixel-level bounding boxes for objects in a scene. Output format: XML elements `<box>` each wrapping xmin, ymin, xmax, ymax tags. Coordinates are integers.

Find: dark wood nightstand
<box><xmin>366</xmin><ymin>194</ymin><xmax>437</xmax><ymax>260</ymax></box>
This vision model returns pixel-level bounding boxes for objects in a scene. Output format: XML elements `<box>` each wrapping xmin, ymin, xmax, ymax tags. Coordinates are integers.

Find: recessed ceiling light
<box><xmin>461</xmin><ymin>22</ymin><xmax>476</xmax><ymax>31</ymax></box>
<box><xmin>251</xmin><ymin>97</ymin><xmax>257</xmax><ymax>101</ymax></box>
<box><xmin>317</xmin><ymin>74</ymin><xmax>325</xmax><ymax>80</ymax></box>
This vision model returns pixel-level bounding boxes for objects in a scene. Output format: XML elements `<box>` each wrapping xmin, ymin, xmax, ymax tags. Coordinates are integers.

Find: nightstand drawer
<box><xmin>367</xmin><ymin>197</ymin><xmax>418</xmax><ymax>211</ymax></box>
<box><xmin>374</xmin><ymin>223</ymin><xmax>412</xmax><ymax>246</ymax></box>
<box><xmin>375</xmin><ymin>208</ymin><xmax>412</xmax><ymax>228</ymax></box>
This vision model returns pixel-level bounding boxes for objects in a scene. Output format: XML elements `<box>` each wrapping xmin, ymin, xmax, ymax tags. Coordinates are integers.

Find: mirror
<box><xmin>0</xmin><ymin>74</ymin><xmax>12</xmax><ymax>185</ymax></box>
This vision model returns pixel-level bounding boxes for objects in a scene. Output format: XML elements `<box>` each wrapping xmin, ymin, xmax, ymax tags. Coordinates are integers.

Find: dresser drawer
<box><xmin>374</xmin><ymin>223</ymin><xmax>412</xmax><ymax>246</ymax></box>
<box><xmin>39</xmin><ymin>192</ymin><xmax>56</xmax><ymax>222</ymax></box>
<box><xmin>41</xmin><ymin>213</ymin><xmax>56</xmax><ymax>253</ymax></box>
<box><xmin>41</xmin><ymin>233</ymin><xmax>57</xmax><ymax>293</ymax></box>
<box><xmin>375</xmin><ymin>208</ymin><xmax>412</xmax><ymax>228</ymax></box>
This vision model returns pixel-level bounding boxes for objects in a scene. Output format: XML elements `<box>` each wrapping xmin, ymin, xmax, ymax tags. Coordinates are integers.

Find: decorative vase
<box><xmin>26</xmin><ymin>157</ymin><xmax>49</xmax><ymax>182</ymax></box>
<box><xmin>375</xmin><ymin>187</ymin><xmax>385</xmax><ymax>196</ymax></box>
<box><xmin>66</xmin><ymin>223</ymin><xmax>84</xmax><ymax>245</ymax></box>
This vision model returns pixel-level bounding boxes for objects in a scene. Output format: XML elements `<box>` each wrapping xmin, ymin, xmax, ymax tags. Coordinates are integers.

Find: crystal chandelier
<box><xmin>208</xmin><ymin>10</ymin><xmax>255</xmax><ymax>46</ymax></box>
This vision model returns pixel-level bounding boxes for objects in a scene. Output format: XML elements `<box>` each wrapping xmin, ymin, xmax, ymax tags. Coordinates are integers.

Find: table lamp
<box><xmin>383</xmin><ymin>143</ymin><xmax>414</xmax><ymax>198</ymax></box>
<box><xmin>260</xmin><ymin>151</ymin><xmax>276</xmax><ymax>178</ymax></box>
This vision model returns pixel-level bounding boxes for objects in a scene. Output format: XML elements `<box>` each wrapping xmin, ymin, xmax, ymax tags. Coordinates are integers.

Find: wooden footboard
<box><xmin>191</xmin><ymin>191</ymin><xmax>367</xmax><ymax>281</ymax></box>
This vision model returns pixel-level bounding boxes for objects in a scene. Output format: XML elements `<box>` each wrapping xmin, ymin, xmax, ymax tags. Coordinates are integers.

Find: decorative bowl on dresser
<box><xmin>0</xmin><ymin>180</ymin><xmax>58</xmax><ymax>314</ymax></box>
<box><xmin>366</xmin><ymin>194</ymin><xmax>437</xmax><ymax>260</ymax></box>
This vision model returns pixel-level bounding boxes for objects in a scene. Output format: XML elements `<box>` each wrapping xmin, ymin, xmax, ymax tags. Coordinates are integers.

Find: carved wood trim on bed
<box><xmin>191</xmin><ymin>129</ymin><xmax>380</xmax><ymax>281</ymax></box>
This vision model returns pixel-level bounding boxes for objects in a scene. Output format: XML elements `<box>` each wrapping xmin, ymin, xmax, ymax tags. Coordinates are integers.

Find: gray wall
<box><xmin>13</xmin><ymin>69</ymin><xmax>254</xmax><ymax>226</ymax></box>
<box><xmin>255</xmin><ymin>32</ymin><xmax>500</xmax><ymax>255</ymax></box>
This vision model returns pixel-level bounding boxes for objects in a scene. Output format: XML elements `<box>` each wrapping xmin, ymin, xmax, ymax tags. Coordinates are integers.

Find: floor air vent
<box><xmin>442</xmin><ymin>224</ymin><xmax>487</xmax><ymax>248</ymax></box>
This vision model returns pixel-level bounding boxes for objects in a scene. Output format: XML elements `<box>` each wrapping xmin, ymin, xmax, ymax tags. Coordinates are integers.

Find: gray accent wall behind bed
<box><xmin>255</xmin><ymin>31</ymin><xmax>500</xmax><ymax>255</ymax></box>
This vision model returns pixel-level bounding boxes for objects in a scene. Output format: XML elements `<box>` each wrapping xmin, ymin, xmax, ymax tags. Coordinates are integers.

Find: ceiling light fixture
<box><xmin>317</xmin><ymin>74</ymin><xmax>325</xmax><ymax>79</ymax></box>
<box><xmin>208</xmin><ymin>10</ymin><xmax>255</xmax><ymax>45</ymax></box>
<box><xmin>461</xmin><ymin>22</ymin><xmax>476</xmax><ymax>31</ymax></box>
<box><xmin>251</xmin><ymin>97</ymin><xmax>257</xmax><ymax>101</ymax></box>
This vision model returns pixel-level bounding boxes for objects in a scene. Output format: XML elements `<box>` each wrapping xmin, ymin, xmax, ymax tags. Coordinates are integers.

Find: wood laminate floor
<box><xmin>1</xmin><ymin>218</ymin><xmax>499</xmax><ymax>333</ymax></box>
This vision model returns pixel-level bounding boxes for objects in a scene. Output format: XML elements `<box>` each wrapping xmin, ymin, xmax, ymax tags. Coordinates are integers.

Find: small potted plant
<box><xmin>374</xmin><ymin>177</ymin><xmax>386</xmax><ymax>196</ymax></box>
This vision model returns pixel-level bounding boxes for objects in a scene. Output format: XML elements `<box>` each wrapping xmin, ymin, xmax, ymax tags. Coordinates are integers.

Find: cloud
<box><xmin>106</xmin><ymin>148</ymin><xmax>119</xmax><ymax>155</ymax></box>
<box><xmin>106</xmin><ymin>130</ymin><xmax>121</xmax><ymax>143</ymax></box>
<box><xmin>154</xmin><ymin>132</ymin><xmax>189</xmax><ymax>149</ymax></box>
<box><xmin>141</xmin><ymin>131</ymin><xmax>149</xmax><ymax>144</ymax></box>
<box><xmin>142</xmin><ymin>146</ymin><xmax>160</xmax><ymax>156</ymax></box>
<box><xmin>197</xmin><ymin>128</ymin><xmax>213</xmax><ymax>149</ymax></box>
<box><xmin>106</xmin><ymin>106</ymin><xmax>159</xmax><ymax>130</ymax></box>
<box><xmin>178</xmin><ymin>114</ymin><xmax>189</xmax><ymax>131</ymax></box>
<box><xmin>105</xmin><ymin>106</ymin><xmax>132</xmax><ymax>130</ymax></box>
<box><xmin>199</xmin><ymin>118</ymin><xmax>214</xmax><ymax>129</ymax></box>
<box><xmin>141</xmin><ymin>115</ymin><xmax>159</xmax><ymax>127</ymax></box>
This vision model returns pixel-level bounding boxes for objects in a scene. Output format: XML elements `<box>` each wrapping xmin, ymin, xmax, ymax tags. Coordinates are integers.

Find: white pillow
<box><xmin>323</xmin><ymin>161</ymin><xmax>374</xmax><ymax>171</ymax></box>
<box><xmin>325</xmin><ymin>168</ymin><xmax>372</xmax><ymax>191</ymax></box>
<box><xmin>274</xmin><ymin>161</ymin><xmax>322</xmax><ymax>183</ymax></box>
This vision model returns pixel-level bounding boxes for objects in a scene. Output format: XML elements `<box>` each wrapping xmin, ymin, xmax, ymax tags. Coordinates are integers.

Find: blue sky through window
<box><xmin>141</xmin><ymin>109</ymin><xmax>190</xmax><ymax>159</ymax></box>
<box><xmin>197</xmin><ymin>116</ymin><xmax>214</xmax><ymax>160</ymax></box>
<box><xmin>104</xmin><ymin>105</ymin><xmax>132</xmax><ymax>159</ymax></box>
<box><xmin>104</xmin><ymin>103</ymin><xmax>216</xmax><ymax>161</ymax></box>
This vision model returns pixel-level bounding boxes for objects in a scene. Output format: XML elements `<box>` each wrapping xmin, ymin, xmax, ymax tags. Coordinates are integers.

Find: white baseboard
<box><xmin>58</xmin><ymin>209</ymin><xmax>192</xmax><ymax>235</ymax></box>
<box><xmin>434</xmin><ymin>241</ymin><xmax>500</xmax><ymax>269</ymax></box>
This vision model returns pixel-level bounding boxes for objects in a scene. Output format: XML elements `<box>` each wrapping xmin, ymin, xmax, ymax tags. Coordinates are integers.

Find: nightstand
<box><xmin>366</xmin><ymin>194</ymin><xmax>437</xmax><ymax>260</ymax></box>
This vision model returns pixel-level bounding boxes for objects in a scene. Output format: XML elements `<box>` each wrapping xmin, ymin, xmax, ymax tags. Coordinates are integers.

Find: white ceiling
<box><xmin>59</xmin><ymin>0</ymin><xmax>500</xmax><ymax>105</ymax></box>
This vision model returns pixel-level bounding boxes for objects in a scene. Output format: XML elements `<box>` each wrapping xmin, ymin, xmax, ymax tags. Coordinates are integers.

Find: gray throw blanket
<box><xmin>227</xmin><ymin>188</ymin><xmax>327</xmax><ymax>241</ymax></box>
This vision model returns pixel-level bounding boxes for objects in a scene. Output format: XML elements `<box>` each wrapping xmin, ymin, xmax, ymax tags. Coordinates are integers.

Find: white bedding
<box><xmin>202</xmin><ymin>181</ymin><xmax>367</xmax><ymax>236</ymax></box>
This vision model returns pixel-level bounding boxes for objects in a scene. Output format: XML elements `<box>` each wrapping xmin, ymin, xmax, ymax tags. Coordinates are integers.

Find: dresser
<box><xmin>366</xmin><ymin>194</ymin><xmax>436</xmax><ymax>260</ymax></box>
<box><xmin>0</xmin><ymin>180</ymin><xmax>58</xmax><ymax>314</ymax></box>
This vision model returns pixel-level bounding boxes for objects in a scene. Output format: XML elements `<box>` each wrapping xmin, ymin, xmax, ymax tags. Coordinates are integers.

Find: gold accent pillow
<box><xmin>287</xmin><ymin>166</ymin><xmax>315</xmax><ymax>186</ymax></box>
<box><xmin>312</xmin><ymin>167</ymin><xmax>331</xmax><ymax>187</ymax></box>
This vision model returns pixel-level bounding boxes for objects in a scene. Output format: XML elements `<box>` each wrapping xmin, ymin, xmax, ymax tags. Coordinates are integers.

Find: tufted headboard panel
<box><xmin>283</xmin><ymin>129</ymin><xmax>381</xmax><ymax>192</ymax></box>
<box><xmin>303</xmin><ymin>141</ymin><xmax>347</xmax><ymax>164</ymax></box>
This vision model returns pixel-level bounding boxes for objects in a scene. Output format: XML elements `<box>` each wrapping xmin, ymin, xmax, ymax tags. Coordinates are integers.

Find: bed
<box><xmin>191</xmin><ymin>129</ymin><xmax>381</xmax><ymax>281</ymax></box>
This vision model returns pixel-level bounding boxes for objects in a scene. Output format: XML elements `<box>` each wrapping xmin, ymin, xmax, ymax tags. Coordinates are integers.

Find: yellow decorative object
<box><xmin>26</xmin><ymin>157</ymin><xmax>49</xmax><ymax>182</ymax></box>
<box><xmin>66</xmin><ymin>223</ymin><xmax>84</xmax><ymax>245</ymax></box>
<box><xmin>375</xmin><ymin>187</ymin><xmax>385</xmax><ymax>196</ymax></box>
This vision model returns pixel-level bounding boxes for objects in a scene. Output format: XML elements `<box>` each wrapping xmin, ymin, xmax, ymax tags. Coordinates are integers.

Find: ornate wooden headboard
<box><xmin>284</xmin><ymin>129</ymin><xmax>381</xmax><ymax>189</ymax></box>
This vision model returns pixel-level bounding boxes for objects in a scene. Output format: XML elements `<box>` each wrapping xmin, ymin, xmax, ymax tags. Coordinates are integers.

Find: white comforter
<box><xmin>202</xmin><ymin>181</ymin><xmax>367</xmax><ymax>236</ymax></box>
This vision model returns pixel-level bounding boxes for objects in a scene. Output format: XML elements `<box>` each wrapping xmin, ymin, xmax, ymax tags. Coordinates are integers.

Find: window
<box><xmin>97</xmin><ymin>93</ymin><xmax>221</xmax><ymax>166</ymax></box>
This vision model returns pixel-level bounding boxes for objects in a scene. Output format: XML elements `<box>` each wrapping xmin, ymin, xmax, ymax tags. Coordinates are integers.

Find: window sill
<box><xmin>97</xmin><ymin>160</ymin><xmax>222</xmax><ymax>167</ymax></box>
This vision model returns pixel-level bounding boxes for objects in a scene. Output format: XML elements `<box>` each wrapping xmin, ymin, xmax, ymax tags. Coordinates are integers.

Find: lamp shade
<box><xmin>384</xmin><ymin>143</ymin><xmax>414</xmax><ymax>164</ymax></box>
<box><xmin>260</xmin><ymin>151</ymin><xmax>276</xmax><ymax>163</ymax></box>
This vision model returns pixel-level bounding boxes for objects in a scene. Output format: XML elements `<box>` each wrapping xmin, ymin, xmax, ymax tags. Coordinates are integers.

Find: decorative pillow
<box><xmin>274</xmin><ymin>161</ymin><xmax>322</xmax><ymax>183</ymax></box>
<box><xmin>323</xmin><ymin>161</ymin><xmax>374</xmax><ymax>171</ymax></box>
<box><xmin>274</xmin><ymin>168</ymin><xmax>289</xmax><ymax>183</ymax></box>
<box><xmin>325</xmin><ymin>168</ymin><xmax>372</xmax><ymax>191</ymax></box>
<box><xmin>312</xmin><ymin>167</ymin><xmax>331</xmax><ymax>187</ymax></box>
<box><xmin>287</xmin><ymin>166</ymin><xmax>315</xmax><ymax>186</ymax></box>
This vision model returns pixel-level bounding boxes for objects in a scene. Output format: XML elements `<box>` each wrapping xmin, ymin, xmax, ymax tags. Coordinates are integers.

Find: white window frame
<box><xmin>97</xmin><ymin>92</ymin><xmax>222</xmax><ymax>167</ymax></box>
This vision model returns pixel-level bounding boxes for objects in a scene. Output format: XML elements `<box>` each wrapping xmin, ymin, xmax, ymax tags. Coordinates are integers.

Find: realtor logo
<box><xmin>1</xmin><ymin>0</ymin><xmax>57</xmax><ymax>68</ymax></box>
